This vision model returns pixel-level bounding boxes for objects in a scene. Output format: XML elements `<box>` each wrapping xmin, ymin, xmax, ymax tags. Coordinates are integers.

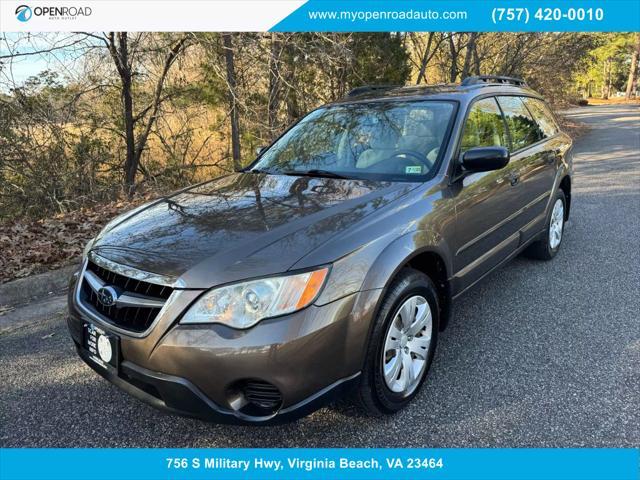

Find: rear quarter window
<box><xmin>521</xmin><ymin>97</ymin><xmax>559</xmax><ymax>138</ymax></box>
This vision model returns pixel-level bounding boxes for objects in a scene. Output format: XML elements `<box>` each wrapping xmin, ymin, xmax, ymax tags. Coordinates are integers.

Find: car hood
<box><xmin>91</xmin><ymin>173</ymin><xmax>417</xmax><ymax>288</ymax></box>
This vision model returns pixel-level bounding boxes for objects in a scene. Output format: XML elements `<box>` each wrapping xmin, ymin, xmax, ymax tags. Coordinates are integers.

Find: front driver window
<box><xmin>460</xmin><ymin>98</ymin><xmax>508</xmax><ymax>153</ymax></box>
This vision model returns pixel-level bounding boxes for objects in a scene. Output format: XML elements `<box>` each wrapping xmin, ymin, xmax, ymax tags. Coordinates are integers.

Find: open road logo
<box><xmin>14</xmin><ymin>4</ymin><xmax>92</xmax><ymax>21</ymax></box>
<box><xmin>15</xmin><ymin>5</ymin><xmax>32</xmax><ymax>22</ymax></box>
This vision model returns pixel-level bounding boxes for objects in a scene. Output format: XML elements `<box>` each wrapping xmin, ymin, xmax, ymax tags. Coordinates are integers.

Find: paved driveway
<box><xmin>1</xmin><ymin>104</ymin><xmax>638</xmax><ymax>447</ymax></box>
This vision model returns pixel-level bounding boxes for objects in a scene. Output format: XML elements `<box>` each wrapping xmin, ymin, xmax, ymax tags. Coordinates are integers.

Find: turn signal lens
<box><xmin>297</xmin><ymin>268</ymin><xmax>328</xmax><ymax>309</ymax></box>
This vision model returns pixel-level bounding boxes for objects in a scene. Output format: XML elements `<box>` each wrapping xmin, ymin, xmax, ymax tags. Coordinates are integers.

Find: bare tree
<box><xmin>626</xmin><ymin>33</ymin><xmax>640</xmax><ymax>99</ymax></box>
<box><xmin>447</xmin><ymin>34</ymin><xmax>460</xmax><ymax>82</ymax></box>
<box><xmin>99</xmin><ymin>32</ymin><xmax>191</xmax><ymax>194</ymax></box>
<box><xmin>461</xmin><ymin>33</ymin><xmax>480</xmax><ymax>79</ymax></box>
<box><xmin>222</xmin><ymin>33</ymin><xmax>242</xmax><ymax>170</ymax></box>
<box><xmin>412</xmin><ymin>33</ymin><xmax>437</xmax><ymax>84</ymax></box>
<box><xmin>268</xmin><ymin>33</ymin><xmax>283</xmax><ymax>139</ymax></box>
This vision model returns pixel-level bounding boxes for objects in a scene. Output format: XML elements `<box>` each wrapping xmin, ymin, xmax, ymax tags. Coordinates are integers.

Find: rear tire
<box><xmin>524</xmin><ymin>189</ymin><xmax>566</xmax><ymax>261</ymax></box>
<box><xmin>354</xmin><ymin>268</ymin><xmax>439</xmax><ymax>416</ymax></box>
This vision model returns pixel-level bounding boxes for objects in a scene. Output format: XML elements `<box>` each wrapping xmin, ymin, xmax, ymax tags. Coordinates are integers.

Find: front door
<box><xmin>452</xmin><ymin>97</ymin><xmax>520</xmax><ymax>294</ymax></box>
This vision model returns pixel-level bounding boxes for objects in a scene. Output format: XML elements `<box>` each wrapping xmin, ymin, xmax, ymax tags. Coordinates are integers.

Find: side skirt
<box><xmin>451</xmin><ymin>227</ymin><xmax>546</xmax><ymax>302</ymax></box>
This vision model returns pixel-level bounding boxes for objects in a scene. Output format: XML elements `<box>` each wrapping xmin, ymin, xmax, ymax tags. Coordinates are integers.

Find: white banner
<box><xmin>0</xmin><ymin>0</ymin><xmax>305</xmax><ymax>32</ymax></box>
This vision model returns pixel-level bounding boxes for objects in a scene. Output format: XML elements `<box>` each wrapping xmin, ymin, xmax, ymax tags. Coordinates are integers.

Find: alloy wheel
<box><xmin>382</xmin><ymin>295</ymin><xmax>433</xmax><ymax>396</ymax></box>
<box><xmin>549</xmin><ymin>198</ymin><xmax>564</xmax><ymax>250</ymax></box>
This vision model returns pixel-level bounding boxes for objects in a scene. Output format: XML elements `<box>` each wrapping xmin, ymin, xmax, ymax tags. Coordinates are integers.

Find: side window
<box><xmin>460</xmin><ymin>98</ymin><xmax>508</xmax><ymax>153</ymax></box>
<box><xmin>522</xmin><ymin>97</ymin><xmax>559</xmax><ymax>138</ymax></box>
<box><xmin>497</xmin><ymin>96</ymin><xmax>544</xmax><ymax>151</ymax></box>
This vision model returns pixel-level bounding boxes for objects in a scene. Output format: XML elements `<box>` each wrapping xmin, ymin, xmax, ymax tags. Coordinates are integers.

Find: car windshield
<box><xmin>250</xmin><ymin>101</ymin><xmax>455</xmax><ymax>181</ymax></box>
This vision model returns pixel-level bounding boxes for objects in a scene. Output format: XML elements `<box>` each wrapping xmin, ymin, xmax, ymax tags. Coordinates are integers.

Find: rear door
<box><xmin>520</xmin><ymin>97</ymin><xmax>564</xmax><ymax>225</ymax></box>
<box><xmin>495</xmin><ymin>96</ymin><xmax>552</xmax><ymax>241</ymax></box>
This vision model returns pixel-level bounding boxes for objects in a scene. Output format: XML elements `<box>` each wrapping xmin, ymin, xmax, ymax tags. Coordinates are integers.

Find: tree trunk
<box><xmin>110</xmin><ymin>33</ymin><xmax>137</xmax><ymax>196</ymax></box>
<box><xmin>415</xmin><ymin>33</ymin><xmax>434</xmax><ymax>85</ymax></box>
<box><xmin>625</xmin><ymin>33</ymin><xmax>640</xmax><ymax>99</ymax></box>
<box><xmin>461</xmin><ymin>33</ymin><xmax>478</xmax><ymax>80</ymax></box>
<box><xmin>268</xmin><ymin>33</ymin><xmax>282</xmax><ymax>139</ymax></box>
<box><xmin>283</xmin><ymin>41</ymin><xmax>300</xmax><ymax>123</ymax></box>
<box><xmin>222</xmin><ymin>33</ymin><xmax>241</xmax><ymax>171</ymax></box>
<box><xmin>448</xmin><ymin>34</ymin><xmax>459</xmax><ymax>83</ymax></box>
<box><xmin>472</xmin><ymin>39</ymin><xmax>481</xmax><ymax>75</ymax></box>
<box><xmin>607</xmin><ymin>59</ymin><xmax>613</xmax><ymax>98</ymax></box>
<box><xmin>601</xmin><ymin>59</ymin><xmax>610</xmax><ymax>99</ymax></box>
<box><xmin>122</xmin><ymin>74</ymin><xmax>137</xmax><ymax>193</ymax></box>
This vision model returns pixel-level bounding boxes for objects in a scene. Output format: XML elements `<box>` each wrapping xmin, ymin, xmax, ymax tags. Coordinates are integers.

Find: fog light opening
<box><xmin>227</xmin><ymin>379</ymin><xmax>283</xmax><ymax>417</ymax></box>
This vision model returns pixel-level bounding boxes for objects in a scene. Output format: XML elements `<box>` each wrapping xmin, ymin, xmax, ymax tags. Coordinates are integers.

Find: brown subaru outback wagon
<box><xmin>68</xmin><ymin>76</ymin><xmax>573</xmax><ymax>424</ymax></box>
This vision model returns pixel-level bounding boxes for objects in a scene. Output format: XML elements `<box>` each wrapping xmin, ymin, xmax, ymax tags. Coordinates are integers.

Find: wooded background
<box><xmin>1</xmin><ymin>32</ymin><xmax>639</xmax><ymax>223</ymax></box>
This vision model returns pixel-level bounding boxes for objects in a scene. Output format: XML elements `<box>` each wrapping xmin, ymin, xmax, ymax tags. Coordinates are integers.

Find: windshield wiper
<box><xmin>280</xmin><ymin>169</ymin><xmax>350</xmax><ymax>179</ymax></box>
<box><xmin>243</xmin><ymin>168</ymin><xmax>274</xmax><ymax>175</ymax></box>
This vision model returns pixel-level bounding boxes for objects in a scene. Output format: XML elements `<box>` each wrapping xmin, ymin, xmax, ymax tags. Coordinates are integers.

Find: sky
<box><xmin>0</xmin><ymin>32</ymin><xmax>97</xmax><ymax>90</ymax></box>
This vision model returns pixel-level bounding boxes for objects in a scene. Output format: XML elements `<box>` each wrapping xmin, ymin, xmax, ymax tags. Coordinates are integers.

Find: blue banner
<box><xmin>1</xmin><ymin>448</ymin><xmax>638</xmax><ymax>480</ymax></box>
<box><xmin>271</xmin><ymin>0</ymin><xmax>640</xmax><ymax>32</ymax></box>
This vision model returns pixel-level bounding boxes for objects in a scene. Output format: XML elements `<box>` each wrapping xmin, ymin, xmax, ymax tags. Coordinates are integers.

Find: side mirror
<box><xmin>461</xmin><ymin>146</ymin><xmax>510</xmax><ymax>173</ymax></box>
<box><xmin>256</xmin><ymin>146</ymin><xmax>267</xmax><ymax>156</ymax></box>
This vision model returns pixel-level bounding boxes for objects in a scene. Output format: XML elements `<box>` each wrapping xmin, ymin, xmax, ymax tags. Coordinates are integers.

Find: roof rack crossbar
<box><xmin>346</xmin><ymin>85</ymin><xmax>399</xmax><ymax>97</ymax></box>
<box><xmin>461</xmin><ymin>75</ymin><xmax>527</xmax><ymax>87</ymax></box>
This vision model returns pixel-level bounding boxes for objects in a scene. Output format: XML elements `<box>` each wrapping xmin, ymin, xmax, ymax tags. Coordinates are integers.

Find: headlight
<box><xmin>180</xmin><ymin>267</ymin><xmax>329</xmax><ymax>329</ymax></box>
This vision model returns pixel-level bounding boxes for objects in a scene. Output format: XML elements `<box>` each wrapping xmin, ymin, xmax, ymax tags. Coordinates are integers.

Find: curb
<box><xmin>0</xmin><ymin>263</ymin><xmax>79</xmax><ymax>307</ymax></box>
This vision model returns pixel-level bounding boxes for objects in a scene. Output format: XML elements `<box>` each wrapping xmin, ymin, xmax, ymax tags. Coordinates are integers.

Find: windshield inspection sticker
<box><xmin>405</xmin><ymin>166</ymin><xmax>422</xmax><ymax>174</ymax></box>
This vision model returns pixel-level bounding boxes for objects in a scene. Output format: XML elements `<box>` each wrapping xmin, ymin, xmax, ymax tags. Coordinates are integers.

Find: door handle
<box><xmin>509</xmin><ymin>174</ymin><xmax>519</xmax><ymax>186</ymax></box>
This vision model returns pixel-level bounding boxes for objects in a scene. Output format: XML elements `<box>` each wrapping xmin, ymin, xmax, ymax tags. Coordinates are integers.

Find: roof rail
<box><xmin>461</xmin><ymin>75</ymin><xmax>527</xmax><ymax>87</ymax></box>
<box><xmin>346</xmin><ymin>85</ymin><xmax>399</xmax><ymax>97</ymax></box>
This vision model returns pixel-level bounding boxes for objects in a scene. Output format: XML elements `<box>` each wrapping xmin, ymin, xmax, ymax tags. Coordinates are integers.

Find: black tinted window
<box><xmin>497</xmin><ymin>96</ymin><xmax>544</xmax><ymax>151</ymax></box>
<box><xmin>522</xmin><ymin>97</ymin><xmax>559</xmax><ymax>138</ymax></box>
<box><xmin>460</xmin><ymin>98</ymin><xmax>508</xmax><ymax>152</ymax></box>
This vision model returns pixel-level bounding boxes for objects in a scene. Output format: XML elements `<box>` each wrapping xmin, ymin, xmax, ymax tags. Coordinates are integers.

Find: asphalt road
<box><xmin>1</xmin><ymin>105</ymin><xmax>638</xmax><ymax>448</ymax></box>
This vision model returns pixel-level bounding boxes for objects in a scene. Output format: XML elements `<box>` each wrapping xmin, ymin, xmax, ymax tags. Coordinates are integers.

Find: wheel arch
<box><xmin>559</xmin><ymin>175</ymin><xmax>571</xmax><ymax>221</ymax></box>
<box><xmin>360</xmin><ymin>232</ymin><xmax>453</xmax><ymax>334</ymax></box>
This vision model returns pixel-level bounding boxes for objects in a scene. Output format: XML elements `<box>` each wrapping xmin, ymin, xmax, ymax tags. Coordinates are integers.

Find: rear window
<box><xmin>521</xmin><ymin>97</ymin><xmax>559</xmax><ymax>138</ymax></box>
<box><xmin>497</xmin><ymin>96</ymin><xmax>544</xmax><ymax>151</ymax></box>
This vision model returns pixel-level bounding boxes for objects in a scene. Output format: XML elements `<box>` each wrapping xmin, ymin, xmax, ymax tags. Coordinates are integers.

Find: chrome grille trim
<box><xmin>88</xmin><ymin>251</ymin><xmax>184</xmax><ymax>288</ymax></box>
<box><xmin>83</xmin><ymin>270</ymin><xmax>166</xmax><ymax>309</ymax></box>
<box><xmin>75</xmin><ymin>258</ymin><xmax>180</xmax><ymax>338</ymax></box>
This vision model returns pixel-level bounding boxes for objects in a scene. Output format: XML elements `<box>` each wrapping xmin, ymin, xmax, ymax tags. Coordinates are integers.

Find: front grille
<box><xmin>87</xmin><ymin>261</ymin><xmax>173</xmax><ymax>300</ymax></box>
<box><xmin>80</xmin><ymin>261</ymin><xmax>173</xmax><ymax>333</ymax></box>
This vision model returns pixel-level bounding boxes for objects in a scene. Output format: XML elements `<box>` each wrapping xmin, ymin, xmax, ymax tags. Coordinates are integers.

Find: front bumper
<box><xmin>67</xmin><ymin>270</ymin><xmax>381</xmax><ymax>424</ymax></box>
<box><xmin>75</xmin><ymin>344</ymin><xmax>360</xmax><ymax>424</ymax></box>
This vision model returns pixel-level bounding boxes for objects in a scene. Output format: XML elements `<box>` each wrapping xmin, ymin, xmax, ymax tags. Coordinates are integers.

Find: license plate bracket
<box><xmin>83</xmin><ymin>322</ymin><xmax>120</xmax><ymax>372</ymax></box>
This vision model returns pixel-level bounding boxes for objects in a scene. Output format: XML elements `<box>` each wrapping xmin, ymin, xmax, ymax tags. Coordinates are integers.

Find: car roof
<box><xmin>329</xmin><ymin>80</ymin><xmax>543</xmax><ymax>106</ymax></box>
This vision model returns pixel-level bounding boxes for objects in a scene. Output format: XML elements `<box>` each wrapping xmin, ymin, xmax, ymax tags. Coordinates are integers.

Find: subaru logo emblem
<box><xmin>15</xmin><ymin>5</ymin><xmax>32</xmax><ymax>22</ymax></box>
<box><xmin>97</xmin><ymin>286</ymin><xmax>119</xmax><ymax>307</ymax></box>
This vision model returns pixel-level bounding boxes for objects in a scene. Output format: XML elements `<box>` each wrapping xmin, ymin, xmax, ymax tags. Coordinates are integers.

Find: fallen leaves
<box><xmin>557</xmin><ymin>114</ymin><xmax>589</xmax><ymax>140</ymax></box>
<box><xmin>0</xmin><ymin>196</ymin><xmax>151</xmax><ymax>285</ymax></box>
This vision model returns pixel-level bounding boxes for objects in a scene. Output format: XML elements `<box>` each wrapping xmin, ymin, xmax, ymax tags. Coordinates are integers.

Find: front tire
<box><xmin>354</xmin><ymin>268</ymin><xmax>439</xmax><ymax>415</ymax></box>
<box><xmin>524</xmin><ymin>189</ymin><xmax>566</xmax><ymax>261</ymax></box>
